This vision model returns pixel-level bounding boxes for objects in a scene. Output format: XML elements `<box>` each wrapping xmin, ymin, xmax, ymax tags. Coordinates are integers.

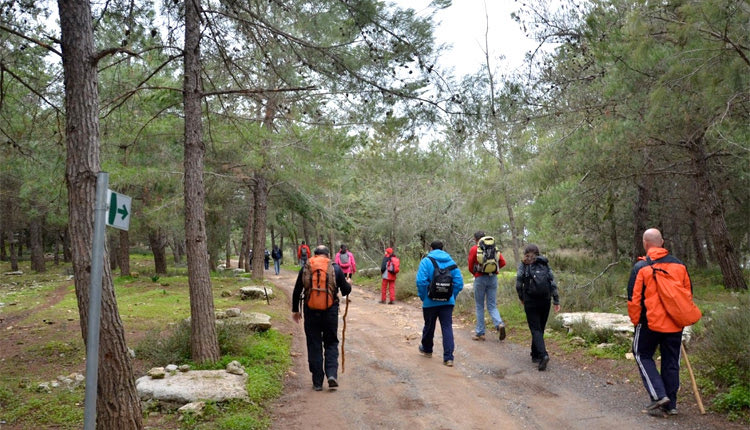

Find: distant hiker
<box><xmin>271</xmin><ymin>245</ymin><xmax>282</xmax><ymax>275</ymax></box>
<box><xmin>380</xmin><ymin>247</ymin><xmax>400</xmax><ymax>304</ymax></box>
<box><xmin>416</xmin><ymin>240</ymin><xmax>463</xmax><ymax>367</ymax></box>
<box><xmin>467</xmin><ymin>231</ymin><xmax>507</xmax><ymax>341</ymax></box>
<box><xmin>628</xmin><ymin>228</ymin><xmax>698</xmax><ymax>417</ymax></box>
<box><xmin>264</xmin><ymin>249</ymin><xmax>270</xmax><ymax>270</ymax></box>
<box><xmin>516</xmin><ymin>244</ymin><xmax>560</xmax><ymax>371</ymax></box>
<box><xmin>335</xmin><ymin>244</ymin><xmax>356</xmax><ymax>282</ymax></box>
<box><xmin>292</xmin><ymin>245</ymin><xmax>352</xmax><ymax>391</ymax></box>
<box><xmin>297</xmin><ymin>241</ymin><xmax>311</xmax><ymax>266</ymax></box>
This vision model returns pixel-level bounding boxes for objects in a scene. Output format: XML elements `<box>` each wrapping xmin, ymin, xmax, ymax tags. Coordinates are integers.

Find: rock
<box><xmin>216</xmin><ymin>312</ymin><xmax>271</xmax><ymax>332</ymax></box>
<box><xmin>179</xmin><ymin>365</ymin><xmax>190</xmax><ymax>372</ymax></box>
<box><xmin>454</xmin><ymin>282</ymin><xmax>475</xmax><ymax>308</ymax></box>
<box><xmin>570</xmin><ymin>336</ymin><xmax>586</xmax><ymax>346</ymax></box>
<box><xmin>226</xmin><ymin>360</ymin><xmax>245</xmax><ymax>375</ymax></box>
<box><xmin>148</xmin><ymin>367</ymin><xmax>166</xmax><ymax>379</ymax></box>
<box><xmin>215</xmin><ymin>310</ymin><xmax>227</xmax><ymax>319</ymax></box>
<box><xmin>596</xmin><ymin>343</ymin><xmax>614</xmax><ymax>349</ymax></box>
<box><xmin>221</xmin><ymin>290</ymin><xmax>232</xmax><ymax>297</ymax></box>
<box><xmin>225</xmin><ymin>308</ymin><xmax>242</xmax><ymax>318</ymax></box>
<box><xmin>558</xmin><ymin>312</ymin><xmax>633</xmax><ymax>334</ymax></box>
<box><xmin>128</xmin><ymin>348</ymin><xmax>136</xmax><ymax>359</ymax></box>
<box><xmin>625</xmin><ymin>352</ymin><xmax>635</xmax><ymax>360</ymax></box>
<box><xmin>178</xmin><ymin>401</ymin><xmax>206</xmax><ymax>417</ymax></box>
<box><xmin>240</xmin><ymin>286</ymin><xmax>272</xmax><ymax>300</ymax></box>
<box><xmin>37</xmin><ymin>382</ymin><xmax>51</xmax><ymax>393</ymax></box>
<box><xmin>3</xmin><ymin>271</ymin><xmax>23</xmax><ymax>276</ymax></box>
<box><xmin>136</xmin><ymin>370</ymin><xmax>248</xmax><ymax>403</ymax></box>
<box><xmin>165</xmin><ymin>364</ymin><xmax>178</xmax><ymax>372</ymax></box>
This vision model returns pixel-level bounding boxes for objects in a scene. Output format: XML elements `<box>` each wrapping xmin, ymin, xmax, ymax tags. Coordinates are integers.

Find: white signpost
<box><xmin>106</xmin><ymin>189</ymin><xmax>131</xmax><ymax>231</ymax></box>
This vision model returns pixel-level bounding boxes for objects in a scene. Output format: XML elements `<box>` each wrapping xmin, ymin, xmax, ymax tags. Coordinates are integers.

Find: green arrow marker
<box><xmin>117</xmin><ymin>204</ymin><xmax>128</xmax><ymax>220</ymax></box>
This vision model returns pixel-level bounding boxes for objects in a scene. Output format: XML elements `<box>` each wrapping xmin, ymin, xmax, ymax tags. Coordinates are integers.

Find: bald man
<box><xmin>627</xmin><ymin>228</ymin><xmax>693</xmax><ymax>418</ymax></box>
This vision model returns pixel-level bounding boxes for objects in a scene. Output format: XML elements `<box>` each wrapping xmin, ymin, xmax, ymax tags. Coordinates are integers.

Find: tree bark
<box><xmin>183</xmin><ymin>0</ymin><xmax>220</xmax><ymax>362</ymax></box>
<box><xmin>252</xmin><ymin>172</ymin><xmax>268</xmax><ymax>280</ymax></box>
<box><xmin>8</xmin><ymin>232</ymin><xmax>18</xmax><ymax>271</ymax></box>
<box><xmin>689</xmin><ymin>137</ymin><xmax>747</xmax><ymax>290</ymax></box>
<box><xmin>240</xmin><ymin>187</ymin><xmax>255</xmax><ymax>272</ymax></box>
<box><xmin>632</xmin><ymin>178</ymin><xmax>651</xmax><ymax>262</ymax></box>
<box><xmin>148</xmin><ymin>229</ymin><xmax>167</xmax><ymax>275</ymax></box>
<box><xmin>688</xmin><ymin>214</ymin><xmax>707</xmax><ymax>268</ymax></box>
<box><xmin>29</xmin><ymin>217</ymin><xmax>46</xmax><ymax>272</ymax></box>
<box><xmin>57</xmin><ymin>0</ymin><xmax>143</xmax><ymax>427</ymax></box>
<box><xmin>119</xmin><ymin>229</ymin><xmax>130</xmax><ymax>276</ymax></box>
<box><xmin>0</xmin><ymin>230</ymin><xmax>6</xmax><ymax>261</ymax></box>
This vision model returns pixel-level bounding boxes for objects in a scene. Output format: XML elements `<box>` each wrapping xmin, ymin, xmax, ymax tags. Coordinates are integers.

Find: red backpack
<box><xmin>388</xmin><ymin>256</ymin><xmax>400</xmax><ymax>274</ymax></box>
<box><xmin>646</xmin><ymin>257</ymin><xmax>702</xmax><ymax>327</ymax></box>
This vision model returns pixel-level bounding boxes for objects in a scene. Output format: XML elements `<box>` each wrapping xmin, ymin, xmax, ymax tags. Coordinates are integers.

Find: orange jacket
<box><xmin>627</xmin><ymin>247</ymin><xmax>692</xmax><ymax>333</ymax></box>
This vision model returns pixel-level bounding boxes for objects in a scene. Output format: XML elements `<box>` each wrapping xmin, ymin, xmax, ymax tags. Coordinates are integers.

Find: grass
<box><xmin>0</xmin><ymin>255</ymin><xmax>291</xmax><ymax>430</ymax></box>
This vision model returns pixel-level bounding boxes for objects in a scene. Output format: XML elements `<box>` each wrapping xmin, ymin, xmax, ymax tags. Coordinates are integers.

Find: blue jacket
<box><xmin>416</xmin><ymin>249</ymin><xmax>464</xmax><ymax>308</ymax></box>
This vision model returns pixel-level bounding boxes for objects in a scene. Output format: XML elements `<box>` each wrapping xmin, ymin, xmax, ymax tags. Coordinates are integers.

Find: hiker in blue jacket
<box><xmin>416</xmin><ymin>240</ymin><xmax>464</xmax><ymax>367</ymax></box>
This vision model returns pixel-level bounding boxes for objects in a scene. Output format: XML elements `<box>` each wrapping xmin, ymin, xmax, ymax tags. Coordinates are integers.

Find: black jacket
<box><xmin>515</xmin><ymin>256</ymin><xmax>560</xmax><ymax>305</ymax></box>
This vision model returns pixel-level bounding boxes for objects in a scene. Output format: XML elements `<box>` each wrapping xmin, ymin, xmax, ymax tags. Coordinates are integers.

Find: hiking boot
<box><xmin>418</xmin><ymin>344</ymin><xmax>432</xmax><ymax>357</ymax></box>
<box><xmin>532</xmin><ymin>357</ymin><xmax>541</xmax><ymax>363</ymax></box>
<box><xmin>388</xmin><ymin>301</ymin><xmax>395</xmax><ymax>305</ymax></box>
<box><xmin>497</xmin><ymin>324</ymin><xmax>507</xmax><ymax>341</ymax></box>
<box><xmin>471</xmin><ymin>333</ymin><xmax>486</xmax><ymax>341</ymax></box>
<box><xmin>380</xmin><ymin>300</ymin><xmax>386</xmax><ymax>304</ymax></box>
<box><xmin>538</xmin><ymin>355</ymin><xmax>549</xmax><ymax>371</ymax></box>
<box><xmin>327</xmin><ymin>377</ymin><xmax>338</xmax><ymax>390</ymax></box>
<box><xmin>643</xmin><ymin>397</ymin><xmax>670</xmax><ymax>412</ymax></box>
<box><xmin>665</xmin><ymin>408</ymin><xmax>678</xmax><ymax>416</ymax></box>
<box><xmin>443</xmin><ymin>360</ymin><xmax>453</xmax><ymax>367</ymax></box>
<box><xmin>313</xmin><ymin>385</ymin><xmax>323</xmax><ymax>391</ymax></box>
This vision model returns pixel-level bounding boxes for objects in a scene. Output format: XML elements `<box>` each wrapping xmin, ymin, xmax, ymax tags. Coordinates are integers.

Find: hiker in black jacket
<box><xmin>516</xmin><ymin>244</ymin><xmax>560</xmax><ymax>371</ymax></box>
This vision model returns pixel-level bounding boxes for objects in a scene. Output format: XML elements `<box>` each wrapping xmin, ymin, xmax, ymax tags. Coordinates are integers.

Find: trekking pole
<box><xmin>681</xmin><ymin>342</ymin><xmax>706</xmax><ymax>414</ymax></box>
<box><xmin>341</xmin><ymin>295</ymin><xmax>350</xmax><ymax>373</ymax></box>
<box><xmin>262</xmin><ymin>285</ymin><xmax>270</xmax><ymax>305</ymax></box>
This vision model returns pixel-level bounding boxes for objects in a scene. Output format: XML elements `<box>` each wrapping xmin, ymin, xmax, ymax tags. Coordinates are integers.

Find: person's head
<box><xmin>385</xmin><ymin>247</ymin><xmax>393</xmax><ymax>256</ymax></box>
<box><xmin>314</xmin><ymin>245</ymin><xmax>329</xmax><ymax>256</ymax></box>
<box><xmin>523</xmin><ymin>244</ymin><xmax>540</xmax><ymax>265</ymax></box>
<box><xmin>340</xmin><ymin>244</ymin><xmax>347</xmax><ymax>252</ymax></box>
<box><xmin>301</xmin><ymin>240</ymin><xmax>306</xmax><ymax>245</ymax></box>
<box><xmin>430</xmin><ymin>240</ymin><xmax>443</xmax><ymax>251</ymax></box>
<box><xmin>473</xmin><ymin>231</ymin><xmax>485</xmax><ymax>242</ymax></box>
<box><xmin>642</xmin><ymin>228</ymin><xmax>664</xmax><ymax>251</ymax></box>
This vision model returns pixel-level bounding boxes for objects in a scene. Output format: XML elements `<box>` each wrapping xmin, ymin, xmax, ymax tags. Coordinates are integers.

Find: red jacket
<box><xmin>468</xmin><ymin>244</ymin><xmax>506</xmax><ymax>277</ymax></box>
<box><xmin>297</xmin><ymin>244</ymin><xmax>311</xmax><ymax>260</ymax></box>
<box><xmin>627</xmin><ymin>247</ymin><xmax>692</xmax><ymax>333</ymax></box>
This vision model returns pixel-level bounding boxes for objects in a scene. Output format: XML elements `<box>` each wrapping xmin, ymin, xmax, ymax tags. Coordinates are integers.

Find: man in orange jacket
<box><xmin>627</xmin><ymin>228</ymin><xmax>692</xmax><ymax>418</ymax></box>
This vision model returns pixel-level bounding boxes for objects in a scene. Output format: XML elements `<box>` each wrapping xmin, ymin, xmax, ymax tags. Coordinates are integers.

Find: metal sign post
<box><xmin>83</xmin><ymin>172</ymin><xmax>108</xmax><ymax>430</ymax></box>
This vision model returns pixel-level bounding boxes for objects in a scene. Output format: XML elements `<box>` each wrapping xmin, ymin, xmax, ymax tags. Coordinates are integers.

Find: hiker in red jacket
<box><xmin>627</xmin><ymin>228</ymin><xmax>693</xmax><ymax>417</ymax></box>
<box><xmin>297</xmin><ymin>241</ymin><xmax>311</xmax><ymax>266</ymax></box>
<box><xmin>334</xmin><ymin>244</ymin><xmax>356</xmax><ymax>282</ymax></box>
<box><xmin>380</xmin><ymin>247</ymin><xmax>400</xmax><ymax>304</ymax></box>
<box><xmin>467</xmin><ymin>231</ymin><xmax>507</xmax><ymax>341</ymax></box>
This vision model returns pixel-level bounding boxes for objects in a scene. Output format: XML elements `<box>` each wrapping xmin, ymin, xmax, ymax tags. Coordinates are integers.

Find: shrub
<box><xmin>712</xmin><ymin>384</ymin><xmax>750</xmax><ymax>423</ymax></box>
<box><xmin>695</xmin><ymin>300</ymin><xmax>750</xmax><ymax>387</ymax></box>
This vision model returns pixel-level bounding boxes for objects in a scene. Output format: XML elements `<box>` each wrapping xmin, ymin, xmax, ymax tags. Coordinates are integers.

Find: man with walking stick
<box><xmin>292</xmin><ymin>245</ymin><xmax>351</xmax><ymax>391</ymax></box>
<box><xmin>627</xmin><ymin>228</ymin><xmax>702</xmax><ymax>418</ymax></box>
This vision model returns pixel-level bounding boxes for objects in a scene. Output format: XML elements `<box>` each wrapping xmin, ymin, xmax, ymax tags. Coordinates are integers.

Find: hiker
<box><xmin>271</xmin><ymin>245</ymin><xmax>282</xmax><ymax>275</ymax></box>
<box><xmin>515</xmin><ymin>244</ymin><xmax>560</xmax><ymax>371</ymax></box>
<box><xmin>467</xmin><ymin>231</ymin><xmax>507</xmax><ymax>341</ymax></box>
<box><xmin>264</xmin><ymin>249</ymin><xmax>270</xmax><ymax>270</ymax></box>
<box><xmin>628</xmin><ymin>228</ymin><xmax>694</xmax><ymax>417</ymax></box>
<box><xmin>292</xmin><ymin>245</ymin><xmax>352</xmax><ymax>391</ymax></box>
<box><xmin>416</xmin><ymin>240</ymin><xmax>463</xmax><ymax>367</ymax></box>
<box><xmin>297</xmin><ymin>241</ymin><xmax>311</xmax><ymax>266</ymax></box>
<box><xmin>334</xmin><ymin>244</ymin><xmax>356</xmax><ymax>282</ymax></box>
<box><xmin>380</xmin><ymin>247</ymin><xmax>400</xmax><ymax>304</ymax></box>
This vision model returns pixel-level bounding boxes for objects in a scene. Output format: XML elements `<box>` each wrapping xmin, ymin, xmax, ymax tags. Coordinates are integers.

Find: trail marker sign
<box><xmin>106</xmin><ymin>190</ymin><xmax>131</xmax><ymax>231</ymax></box>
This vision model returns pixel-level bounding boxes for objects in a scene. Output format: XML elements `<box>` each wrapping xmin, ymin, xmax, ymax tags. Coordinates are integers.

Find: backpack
<box><xmin>388</xmin><ymin>256</ymin><xmax>400</xmax><ymax>274</ymax></box>
<box><xmin>339</xmin><ymin>251</ymin><xmax>350</xmax><ymax>268</ymax></box>
<box><xmin>524</xmin><ymin>263</ymin><xmax>552</xmax><ymax>299</ymax></box>
<box><xmin>427</xmin><ymin>256</ymin><xmax>457</xmax><ymax>302</ymax></box>
<box><xmin>645</xmin><ymin>257</ymin><xmax>702</xmax><ymax>327</ymax></box>
<box><xmin>300</xmin><ymin>246</ymin><xmax>309</xmax><ymax>259</ymax></box>
<box><xmin>475</xmin><ymin>236</ymin><xmax>499</xmax><ymax>274</ymax></box>
<box><xmin>302</xmin><ymin>256</ymin><xmax>336</xmax><ymax>310</ymax></box>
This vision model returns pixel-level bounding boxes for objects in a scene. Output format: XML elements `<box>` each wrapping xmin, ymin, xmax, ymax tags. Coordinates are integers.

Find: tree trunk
<box><xmin>119</xmin><ymin>229</ymin><xmax>130</xmax><ymax>276</ymax></box>
<box><xmin>109</xmin><ymin>233</ymin><xmax>118</xmax><ymax>271</ymax></box>
<box><xmin>54</xmin><ymin>233</ymin><xmax>60</xmax><ymax>265</ymax></box>
<box><xmin>0</xmin><ymin>230</ymin><xmax>6</xmax><ymax>261</ymax></box>
<box><xmin>148</xmin><ymin>229</ymin><xmax>167</xmax><ymax>275</ymax></box>
<box><xmin>57</xmin><ymin>0</ymin><xmax>143</xmax><ymax>427</ymax></box>
<box><xmin>688</xmin><ymin>214</ymin><xmax>707</xmax><ymax>268</ymax></box>
<box><xmin>29</xmin><ymin>217</ymin><xmax>46</xmax><ymax>272</ymax></box>
<box><xmin>252</xmin><ymin>172</ymin><xmax>268</xmax><ymax>280</ymax></box>
<box><xmin>238</xmin><ymin>188</ymin><xmax>254</xmax><ymax>271</ymax></box>
<box><xmin>632</xmin><ymin>178</ymin><xmax>651</xmax><ymax>262</ymax></box>
<box><xmin>9</xmin><ymin>233</ymin><xmax>18</xmax><ymax>271</ymax></box>
<box><xmin>689</xmin><ymin>138</ymin><xmax>747</xmax><ymax>290</ymax></box>
<box><xmin>183</xmin><ymin>0</ymin><xmax>220</xmax><ymax>362</ymax></box>
<box><xmin>62</xmin><ymin>228</ymin><xmax>72</xmax><ymax>262</ymax></box>
<box><xmin>225</xmin><ymin>221</ymin><xmax>231</xmax><ymax>269</ymax></box>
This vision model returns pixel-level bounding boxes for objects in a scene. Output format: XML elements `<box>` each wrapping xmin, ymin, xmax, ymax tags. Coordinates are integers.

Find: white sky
<box><xmin>400</xmin><ymin>0</ymin><xmax>540</xmax><ymax>77</ymax></box>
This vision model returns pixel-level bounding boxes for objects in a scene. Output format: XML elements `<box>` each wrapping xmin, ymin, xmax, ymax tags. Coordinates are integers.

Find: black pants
<box><xmin>303</xmin><ymin>303</ymin><xmax>339</xmax><ymax>387</ymax></box>
<box><xmin>524</xmin><ymin>301</ymin><xmax>551</xmax><ymax>360</ymax></box>
<box><xmin>633</xmin><ymin>324</ymin><xmax>682</xmax><ymax>409</ymax></box>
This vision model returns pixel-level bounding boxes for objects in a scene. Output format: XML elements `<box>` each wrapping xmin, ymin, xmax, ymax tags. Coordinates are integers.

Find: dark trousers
<box><xmin>524</xmin><ymin>301</ymin><xmax>551</xmax><ymax>360</ymax></box>
<box><xmin>303</xmin><ymin>303</ymin><xmax>340</xmax><ymax>387</ymax></box>
<box><xmin>633</xmin><ymin>324</ymin><xmax>682</xmax><ymax>409</ymax></box>
<box><xmin>420</xmin><ymin>305</ymin><xmax>455</xmax><ymax>361</ymax></box>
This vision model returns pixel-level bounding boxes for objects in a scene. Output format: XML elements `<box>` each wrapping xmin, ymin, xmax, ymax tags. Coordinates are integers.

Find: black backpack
<box><xmin>525</xmin><ymin>263</ymin><xmax>552</xmax><ymax>299</ymax></box>
<box><xmin>427</xmin><ymin>257</ymin><xmax>458</xmax><ymax>301</ymax></box>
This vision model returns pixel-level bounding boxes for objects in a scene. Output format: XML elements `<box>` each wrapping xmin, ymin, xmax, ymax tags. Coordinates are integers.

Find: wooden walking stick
<box><xmin>341</xmin><ymin>295</ymin><xmax>350</xmax><ymax>373</ymax></box>
<box><xmin>681</xmin><ymin>342</ymin><xmax>706</xmax><ymax>414</ymax></box>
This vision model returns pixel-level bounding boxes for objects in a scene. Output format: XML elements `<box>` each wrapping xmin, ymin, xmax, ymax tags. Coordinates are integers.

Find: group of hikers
<box><xmin>289</xmin><ymin>227</ymin><xmax>698</xmax><ymax>420</ymax></box>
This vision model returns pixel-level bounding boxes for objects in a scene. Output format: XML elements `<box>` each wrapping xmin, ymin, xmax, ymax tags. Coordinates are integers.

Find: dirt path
<box><xmin>267</xmin><ymin>270</ymin><xmax>740</xmax><ymax>430</ymax></box>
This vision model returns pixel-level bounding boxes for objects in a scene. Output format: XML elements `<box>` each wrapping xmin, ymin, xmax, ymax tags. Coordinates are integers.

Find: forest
<box><xmin>0</xmin><ymin>0</ymin><xmax>748</xmax><ymax>427</ymax></box>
